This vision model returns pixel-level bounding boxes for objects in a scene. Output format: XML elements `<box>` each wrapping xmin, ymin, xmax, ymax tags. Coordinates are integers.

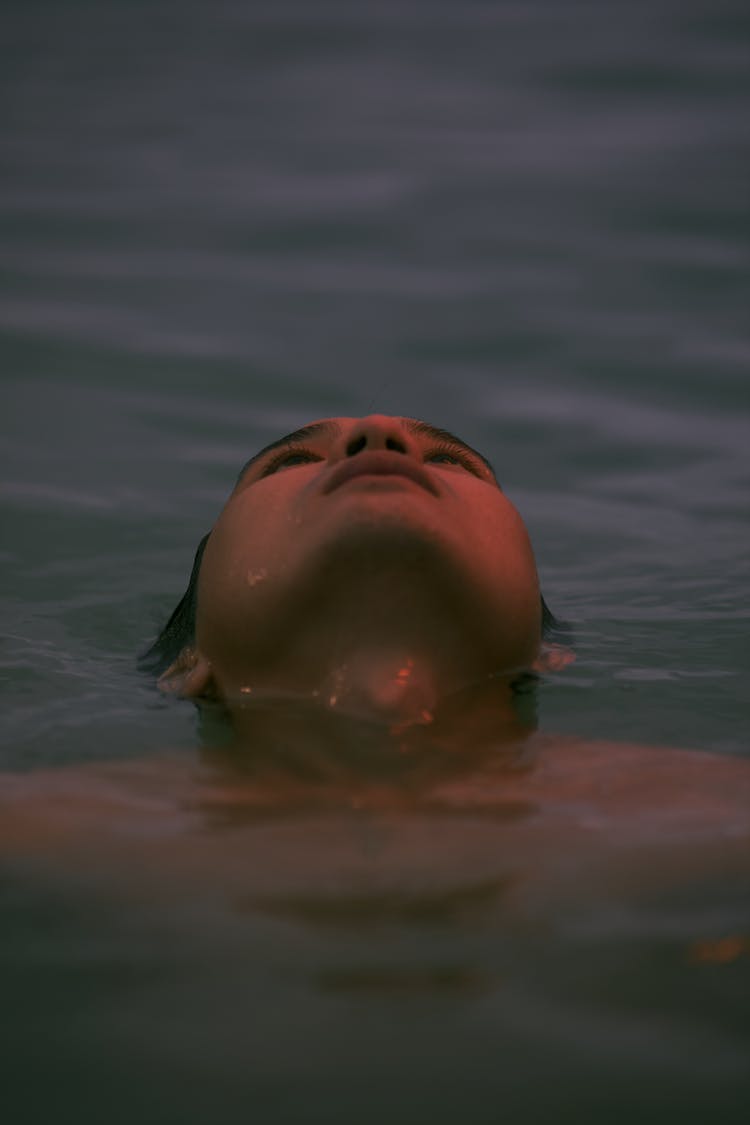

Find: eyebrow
<box><xmin>403</xmin><ymin>419</ymin><xmax>498</xmax><ymax>481</ymax></box>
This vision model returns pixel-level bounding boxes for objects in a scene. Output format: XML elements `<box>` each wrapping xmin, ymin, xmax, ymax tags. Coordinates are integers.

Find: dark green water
<box><xmin>2</xmin><ymin>1</ymin><xmax>749</xmax><ymax>1121</ymax></box>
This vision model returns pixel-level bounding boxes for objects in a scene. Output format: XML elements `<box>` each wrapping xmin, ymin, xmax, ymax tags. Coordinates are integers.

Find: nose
<box><xmin>338</xmin><ymin>415</ymin><xmax>419</xmax><ymax>460</ymax></box>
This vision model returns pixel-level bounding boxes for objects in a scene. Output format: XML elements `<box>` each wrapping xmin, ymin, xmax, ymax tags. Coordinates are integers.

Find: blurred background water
<box><xmin>1</xmin><ymin>0</ymin><xmax>749</xmax><ymax>1121</ymax></box>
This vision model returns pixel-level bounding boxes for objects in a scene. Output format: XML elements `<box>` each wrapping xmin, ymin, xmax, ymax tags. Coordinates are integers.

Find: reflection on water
<box><xmin>315</xmin><ymin>963</ymin><xmax>500</xmax><ymax>996</ymax></box>
<box><xmin>3</xmin><ymin>709</ymin><xmax>750</xmax><ymax>1120</ymax></box>
<box><xmin>245</xmin><ymin>874</ymin><xmax>513</xmax><ymax>930</ymax></box>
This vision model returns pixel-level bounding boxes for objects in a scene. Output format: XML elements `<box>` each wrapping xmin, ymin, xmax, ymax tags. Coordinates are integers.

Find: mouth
<box><xmin>322</xmin><ymin>452</ymin><xmax>438</xmax><ymax>496</ymax></box>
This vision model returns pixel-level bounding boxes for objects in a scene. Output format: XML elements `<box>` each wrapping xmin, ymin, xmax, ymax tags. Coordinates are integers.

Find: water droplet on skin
<box><xmin>246</xmin><ymin>568</ymin><xmax>268</xmax><ymax>587</ymax></box>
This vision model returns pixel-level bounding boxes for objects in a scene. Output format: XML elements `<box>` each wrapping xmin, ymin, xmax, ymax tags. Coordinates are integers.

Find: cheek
<box><xmin>194</xmin><ymin>500</ymin><xmax>285</xmax><ymax>637</ymax></box>
<box><xmin>207</xmin><ymin>482</ymin><xmax>303</xmax><ymax>573</ymax></box>
<box><xmin>457</xmin><ymin>492</ymin><xmax>536</xmax><ymax>571</ymax></box>
<box><xmin>194</xmin><ymin>475</ymin><xmax>322</xmax><ymax>652</ymax></box>
<box><xmin>462</xmin><ymin>499</ymin><xmax>541</xmax><ymax>629</ymax></box>
<box><xmin>488</xmin><ymin>508</ymin><xmax>537</xmax><ymax>576</ymax></box>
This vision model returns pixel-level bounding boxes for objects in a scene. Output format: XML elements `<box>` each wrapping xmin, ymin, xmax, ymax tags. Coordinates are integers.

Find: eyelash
<box><xmin>260</xmin><ymin>447</ymin><xmax>322</xmax><ymax>477</ymax></box>
<box><xmin>424</xmin><ymin>443</ymin><xmax>482</xmax><ymax>476</ymax></box>
<box><xmin>260</xmin><ymin>441</ymin><xmax>483</xmax><ymax>478</ymax></box>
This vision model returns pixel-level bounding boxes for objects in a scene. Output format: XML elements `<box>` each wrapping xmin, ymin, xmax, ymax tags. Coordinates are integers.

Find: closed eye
<box><xmin>260</xmin><ymin>447</ymin><xmax>323</xmax><ymax>477</ymax></box>
<box><xmin>424</xmin><ymin>444</ymin><xmax>483</xmax><ymax>477</ymax></box>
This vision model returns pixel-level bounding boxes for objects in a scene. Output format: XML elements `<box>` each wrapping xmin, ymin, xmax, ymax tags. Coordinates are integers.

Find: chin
<box><xmin>299</xmin><ymin>513</ymin><xmax>536</xmax><ymax>641</ymax></box>
<box><xmin>306</xmin><ymin>502</ymin><xmax>460</xmax><ymax>578</ymax></box>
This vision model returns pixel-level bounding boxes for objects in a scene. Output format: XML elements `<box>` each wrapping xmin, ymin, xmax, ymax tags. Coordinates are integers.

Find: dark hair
<box><xmin>541</xmin><ymin>594</ymin><xmax>568</xmax><ymax>645</ymax></box>
<box><xmin>140</xmin><ymin>530</ymin><xmax>566</xmax><ymax>677</ymax></box>
<box><xmin>139</xmin><ymin>532</ymin><xmax>210</xmax><ymax>675</ymax></box>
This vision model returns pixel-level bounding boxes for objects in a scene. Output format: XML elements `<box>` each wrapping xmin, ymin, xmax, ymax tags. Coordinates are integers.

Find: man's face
<box><xmin>195</xmin><ymin>415</ymin><xmax>543</xmax><ymax>695</ymax></box>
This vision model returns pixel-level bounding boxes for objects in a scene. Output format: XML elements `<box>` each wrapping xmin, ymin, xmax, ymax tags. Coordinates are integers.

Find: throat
<box><xmin>320</xmin><ymin>651</ymin><xmax>440</xmax><ymax>726</ymax></box>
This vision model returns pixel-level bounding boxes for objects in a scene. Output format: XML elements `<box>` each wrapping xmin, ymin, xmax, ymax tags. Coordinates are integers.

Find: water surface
<box><xmin>2</xmin><ymin>1</ymin><xmax>749</xmax><ymax>1121</ymax></box>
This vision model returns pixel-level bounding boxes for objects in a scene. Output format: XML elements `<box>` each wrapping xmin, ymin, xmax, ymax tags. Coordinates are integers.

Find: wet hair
<box><xmin>140</xmin><ymin>532</ymin><xmax>210</xmax><ymax>675</ymax></box>
<box><xmin>140</xmin><ymin>531</ymin><xmax>567</xmax><ymax>677</ymax></box>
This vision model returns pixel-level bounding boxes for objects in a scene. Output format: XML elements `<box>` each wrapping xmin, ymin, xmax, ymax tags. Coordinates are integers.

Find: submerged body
<box><xmin>3</xmin><ymin>716</ymin><xmax>749</xmax><ymax>945</ymax></box>
<box><xmin>4</xmin><ymin>711</ymin><xmax>750</xmax><ymax>1122</ymax></box>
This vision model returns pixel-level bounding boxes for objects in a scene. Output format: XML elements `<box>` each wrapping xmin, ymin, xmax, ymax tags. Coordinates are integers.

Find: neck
<box><xmin>224</xmin><ymin>626</ymin><xmax>516</xmax><ymax>727</ymax></box>
<box><xmin>209</xmin><ymin>665</ymin><xmax>536</xmax><ymax>791</ymax></box>
<box><xmin>317</xmin><ymin>647</ymin><xmax>443</xmax><ymax>724</ymax></box>
<box><xmin>212</xmin><ymin>565</ymin><xmax>535</xmax><ymax>721</ymax></box>
<box><xmin>222</xmin><ymin>636</ymin><xmax>535</xmax><ymax>749</ymax></box>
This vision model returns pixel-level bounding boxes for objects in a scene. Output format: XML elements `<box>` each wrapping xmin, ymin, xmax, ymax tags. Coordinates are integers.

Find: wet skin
<box><xmin>173</xmin><ymin>415</ymin><xmax>549</xmax><ymax>724</ymax></box>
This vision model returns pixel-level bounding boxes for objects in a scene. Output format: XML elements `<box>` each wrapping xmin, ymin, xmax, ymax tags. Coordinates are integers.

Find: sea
<box><xmin>1</xmin><ymin>1</ymin><xmax>749</xmax><ymax>1121</ymax></box>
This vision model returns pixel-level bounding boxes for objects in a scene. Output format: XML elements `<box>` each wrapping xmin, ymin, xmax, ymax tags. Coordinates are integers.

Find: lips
<box><xmin>322</xmin><ymin>451</ymin><xmax>438</xmax><ymax>496</ymax></box>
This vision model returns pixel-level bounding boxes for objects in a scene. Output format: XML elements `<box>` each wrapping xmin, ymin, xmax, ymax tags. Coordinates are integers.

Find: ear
<box><xmin>158</xmin><ymin>647</ymin><xmax>216</xmax><ymax>699</ymax></box>
<box><xmin>532</xmin><ymin>642</ymin><xmax>575</xmax><ymax>675</ymax></box>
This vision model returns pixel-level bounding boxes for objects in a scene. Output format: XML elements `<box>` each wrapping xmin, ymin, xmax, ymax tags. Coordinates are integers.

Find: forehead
<box><xmin>235</xmin><ymin>416</ymin><xmax>497</xmax><ymax>487</ymax></box>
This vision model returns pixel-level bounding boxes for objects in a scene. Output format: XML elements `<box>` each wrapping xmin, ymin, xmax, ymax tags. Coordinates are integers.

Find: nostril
<box><xmin>345</xmin><ymin>432</ymin><xmax>408</xmax><ymax>457</ymax></box>
<box><xmin>346</xmin><ymin>435</ymin><xmax>367</xmax><ymax>457</ymax></box>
